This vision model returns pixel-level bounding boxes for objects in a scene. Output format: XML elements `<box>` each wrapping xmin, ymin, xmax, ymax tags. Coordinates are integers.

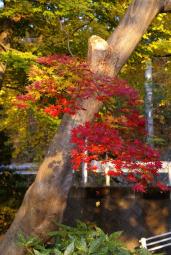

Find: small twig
<box><xmin>70</xmin><ymin>19</ymin><xmax>93</xmax><ymax>37</ymax></box>
<box><xmin>58</xmin><ymin>17</ymin><xmax>92</xmax><ymax>57</ymax></box>
<box><xmin>58</xmin><ymin>18</ymin><xmax>74</xmax><ymax>56</ymax></box>
<box><xmin>0</xmin><ymin>42</ymin><xmax>8</xmax><ymax>52</ymax></box>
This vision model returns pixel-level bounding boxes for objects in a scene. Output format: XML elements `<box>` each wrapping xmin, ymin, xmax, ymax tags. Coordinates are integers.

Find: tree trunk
<box><xmin>0</xmin><ymin>0</ymin><xmax>171</xmax><ymax>254</ymax></box>
<box><xmin>144</xmin><ymin>61</ymin><xmax>154</xmax><ymax>146</ymax></box>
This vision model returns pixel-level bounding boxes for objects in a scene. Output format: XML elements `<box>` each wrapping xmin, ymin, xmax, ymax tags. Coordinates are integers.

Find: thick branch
<box><xmin>161</xmin><ymin>0</ymin><xmax>171</xmax><ymax>12</ymax></box>
<box><xmin>104</xmin><ymin>0</ymin><xmax>165</xmax><ymax>76</ymax></box>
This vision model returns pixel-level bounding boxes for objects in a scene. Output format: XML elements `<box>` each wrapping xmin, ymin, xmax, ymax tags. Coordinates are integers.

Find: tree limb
<box><xmin>162</xmin><ymin>0</ymin><xmax>171</xmax><ymax>12</ymax></box>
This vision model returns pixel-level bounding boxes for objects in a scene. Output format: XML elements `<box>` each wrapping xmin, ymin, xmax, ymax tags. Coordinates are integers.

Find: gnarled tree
<box><xmin>0</xmin><ymin>0</ymin><xmax>171</xmax><ymax>254</ymax></box>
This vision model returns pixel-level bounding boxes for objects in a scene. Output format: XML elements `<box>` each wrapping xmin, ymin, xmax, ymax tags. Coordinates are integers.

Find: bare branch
<box><xmin>58</xmin><ymin>18</ymin><xmax>74</xmax><ymax>57</ymax></box>
<box><xmin>153</xmin><ymin>53</ymin><xmax>171</xmax><ymax>58</ymax></box>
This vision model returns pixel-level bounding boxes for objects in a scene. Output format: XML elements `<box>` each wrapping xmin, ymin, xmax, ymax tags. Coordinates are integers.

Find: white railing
<box><xmin>1</xmin><ymin>161</ymin><xmax>171</xmax><ymax>187</ymax></box>
<box><xmin>140</xmin><ymin>231</ymin><xmax>171</xmax><ymax>252</ymax></box>
<box><xmin>0</xmin><ymin>163</ymin><xmax>37</xmax><ymax>175</ymax></box>
<box><xmin>85</xmin><ymin>160</ymin><xmax>171</xmax><ymax>186</ymax></box>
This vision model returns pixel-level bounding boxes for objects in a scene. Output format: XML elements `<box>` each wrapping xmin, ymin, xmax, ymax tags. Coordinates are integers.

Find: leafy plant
<box><xmin>19</xmin><ymin>221</ymin><xmax>154</xmax><ymax>255</ymax></box>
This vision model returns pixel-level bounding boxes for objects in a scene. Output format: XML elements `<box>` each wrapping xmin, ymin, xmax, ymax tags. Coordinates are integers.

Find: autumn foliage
<box><xmin>15</xmin><ymin>54</ymin><xmax>168</xmax><ymax>192</ymax></box>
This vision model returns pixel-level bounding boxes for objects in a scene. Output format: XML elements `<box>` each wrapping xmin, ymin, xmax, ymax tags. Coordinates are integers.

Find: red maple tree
<box><xmin>15</xmin><ymin>54</ymin><xmax>168</xmax><ymax>192</ymax></box>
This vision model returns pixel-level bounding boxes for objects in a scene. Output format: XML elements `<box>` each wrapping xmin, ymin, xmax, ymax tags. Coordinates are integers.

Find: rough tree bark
<box><xmin>0</xmin><ymin>0</ymin><xmax>171</xmax><ymax>254</ymax></box>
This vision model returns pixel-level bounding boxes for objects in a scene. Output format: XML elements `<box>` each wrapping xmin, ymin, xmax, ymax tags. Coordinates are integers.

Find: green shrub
<box><xmin>19</xmin><ymin>221</ymin><xmax>154</xmax><ymax>255</ymax></box>
<box><xmin>0</xmin><ymin>169</ymin><xmax>34</xmax><ymax>199</ymax></box>
<box><xmin>0</xmin><ymin>206</ymin><xmax>16</xmax><ymax>234</ymax></box>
